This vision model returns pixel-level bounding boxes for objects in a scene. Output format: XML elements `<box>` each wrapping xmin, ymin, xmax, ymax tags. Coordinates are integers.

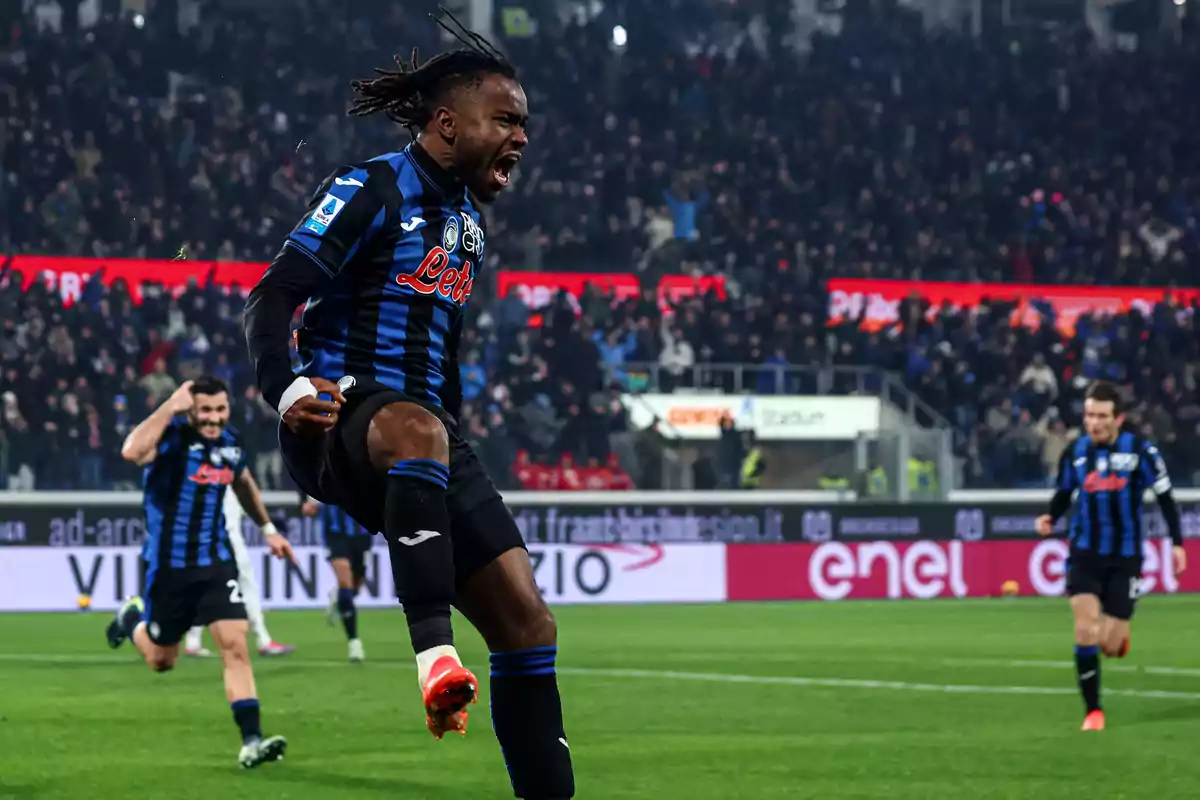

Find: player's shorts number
<box><xmin>1128</xmin><ymin>576</ymin><xmax>1140</xmax><ymax>600</ymax></box>
<box><xmin>227</xmin><ymin>579</ymin><xmax>245</xmax><ymax>605</ymax></box>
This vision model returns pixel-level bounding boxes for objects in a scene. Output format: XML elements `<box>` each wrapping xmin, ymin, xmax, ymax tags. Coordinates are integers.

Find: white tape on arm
<box><xmin>261</xmin><ymin>522</ymin><xmax>279</xmax><ymax>537</ymax></box>
<box><xmin>277</xmin><ymin>377</ymin><xmax>318</xmax><ymax>417</ymax></box>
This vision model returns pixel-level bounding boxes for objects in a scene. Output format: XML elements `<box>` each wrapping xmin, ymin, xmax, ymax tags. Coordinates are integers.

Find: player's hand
<box><xmin>1035</xmin><ymin>514</ymin><xmax>1055</xmax><ymax>537</ymax></box>
<box><xmin>300</xmin><ymin>500</ymin><xmax>321</xmax><ymax>517</ymax></box>
<box><xmin>1172</xmin><ymin>545</ymin><xmax>1187</xmax><ymax>577</ymax></box>
<box><xmin>266</xmin><ymin>532</ymin><xmax>296</xmax><ymax>564</ymax></box>
<box><xmin>282</xmin><ymin>377</ymin><xmax>345</xmax><ymax>436</ymax></box>
<box><xmin>166</xmin><ymin>381</ymin><xmax>195</xmax><ymax>414</ymax></box>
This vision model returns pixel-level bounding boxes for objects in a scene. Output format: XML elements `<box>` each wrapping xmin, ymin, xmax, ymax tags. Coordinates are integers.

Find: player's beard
<box><xmin>191</xmin><ymin>414</ymin><xmax>226</xmax><ymax>439</ymax></box>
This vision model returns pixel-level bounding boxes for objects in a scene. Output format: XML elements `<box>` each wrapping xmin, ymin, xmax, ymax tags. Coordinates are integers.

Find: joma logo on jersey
<box><xmin>397</xmin><ymin>247</ymin><xmax>475</xmax><ymax>305</ymax></box>
<box><xmin>1083</xmin><ymin>472</ymin><xmax>1128</xmax><ymax>493</ymax></box>
<box><xmin>190</xmin><ymin>464</ymin><xmax>235</xmax><ymax>486</ymax></box>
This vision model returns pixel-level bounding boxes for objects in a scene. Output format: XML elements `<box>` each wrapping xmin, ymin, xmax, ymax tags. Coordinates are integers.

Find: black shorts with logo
<box><xmin>279</xmin><ymin>378</ymin><xmax>526</xmax><ymax>593</ymax></box>
<box><xmin>1066</xmin><ymin>549</ymin><xmax>1142</xmax><ymax>621</ymax></box>
<box><xmin>143</xmin><ymin>562</ymin><xmax>248</xmax><ymax>646</ymax></box>
<box><xmin>326</xmin><ymin>532</ymin><xmax>375</xmax><ymax>580</ymax></box>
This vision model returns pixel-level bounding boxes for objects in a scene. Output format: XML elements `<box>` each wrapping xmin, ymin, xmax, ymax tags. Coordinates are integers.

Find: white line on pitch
<box><xmin>935</xmin><ymin>657</ymin><xmax>1200</xmax><ymax>677</ymax></box>
<box><xmin>1</xmin><ymin>653</ymin><xmax>1198</xmax><ymax>701</ymax></box>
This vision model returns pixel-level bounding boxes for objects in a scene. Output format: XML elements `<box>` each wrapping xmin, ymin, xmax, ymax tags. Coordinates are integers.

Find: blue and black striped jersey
<box><xmin>142</xmin><ymin>418</ymin><xmax>247</xmax><ymax>570</ymax></box>
<box><xmin>321</xmin><ymin>503</ymin><xmax>370</xmax><ymax>539</ymax></box>
<box><xmin>281</xmin><ymin>141</ymin><xmax>480</xmax><ymax>416</ymax></box>
<box><xmin>1053</xmin><ymin>432</ymin><xmax>1173</xmax><ymax>558</ymax></box>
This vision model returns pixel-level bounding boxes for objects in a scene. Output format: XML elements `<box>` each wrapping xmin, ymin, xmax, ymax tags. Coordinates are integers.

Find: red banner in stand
<box><xmin>725</xmin><ymin>539</ymin><xmax>1200</xmax><ymax>601</ymax></box>
<box><xmin>8</xmin><ymin>255</ymin><xmax>266</xmax><ymax>307</ymax></box>
<box><xmin>826</xmin><ymin>278</ymin><xmax>1200</xmax><ymax>336</ymax></box>
<box><xmin>6</xmin><ymin>257</ymin><xmax>728</xmax><ymax>315</ymax></box>
<box><xmin>496</xmin><ymin>271</ymin><xmax>727</xmax><ymax>326</ymax></box>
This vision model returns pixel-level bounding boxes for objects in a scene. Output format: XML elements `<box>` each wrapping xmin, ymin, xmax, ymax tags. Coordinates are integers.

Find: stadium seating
<box><xmin>2</xmin><ymin>3</ymin><xmax>1198</xmax><ymax>490</ymax></box>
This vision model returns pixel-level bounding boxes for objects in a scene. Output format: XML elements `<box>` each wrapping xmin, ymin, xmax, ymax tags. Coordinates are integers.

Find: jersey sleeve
<box><xmin>1140</xmin><ymin>440</ymin><xmax>1172</xmax><ymax>495</ymax></box>
<box><xmin>232</xmin><ymin>436</ymin><xmax>250</xmax><ymax>475</ymax></box>
<box><xmin>155</xmin><ymin>416</ymin><xmax>185</xmax><ymax>457</ymax></box>
<box><xmin>285</xmin><ymin>165</ymin><xmax>392</xmax><ymax>276</ymax></box>
<box><xmin>1054</xmin><ymin>445</ymin><xmax>1078</xmax><ymax>492</ymax></box>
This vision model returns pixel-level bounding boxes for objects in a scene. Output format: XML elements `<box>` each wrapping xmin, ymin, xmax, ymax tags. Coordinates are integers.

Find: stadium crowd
<box><xmin>1</xmin><ymin>1</ymin><xmax>1199</xmax><ymax>490</ymax></box>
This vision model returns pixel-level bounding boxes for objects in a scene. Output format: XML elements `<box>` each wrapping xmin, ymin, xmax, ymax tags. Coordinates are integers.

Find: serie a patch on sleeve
<box><xmin>304</xmin><ymin>193</ymin><xmax>347</xmax><ymax>235</ymax></box>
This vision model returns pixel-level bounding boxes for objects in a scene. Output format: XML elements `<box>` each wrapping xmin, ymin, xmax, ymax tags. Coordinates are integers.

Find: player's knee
<box><xmin>1102</xmin><ymin>628</ymin><xmax>1128</xmax><ymax>657</ymax></box>
<box><xmin>507</xmin><ymin>605</ymin><xmax>558</xmax><ymax>650</ymax></box>
<box><xmin>370</xmin><ymin>404</ymin><xmax>449</xmax><ymax>468</ymax></box>
<box><xmin>220</xmin><ymin>640</ymin><xmax>252</xmax><ymax>667</ymax></box>
<box><xmin>147</xmin><ymin>654</ymin><xmax>176</xmax><ymax>673</ymax></box>
<box><xmin>1074</xmin><ymin>621</ymin><xmax>1100</xmax><ymax>645</ymax></box>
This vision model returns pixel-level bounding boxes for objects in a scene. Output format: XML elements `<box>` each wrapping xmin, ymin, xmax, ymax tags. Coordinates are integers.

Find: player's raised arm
<box><xmin>1037</xmin><ymin>444</ymin><xmax>1079</xmax><ymax>536</ymax></box>
<box><xmin>119</xmin><ymin>381</ymin><xmax>195</xmax><ymax>466</ymax></box>
<box><xmin>1140</xmin><ymin>439</ymin><xmax>1185</xmax><ymax>573</ymax></box>
<box><xmin>231</xmin><ymin>467</ymin><xmax>295</xmax><ymax>563</ymax></box>
<box><xmin>244</xmin><ymin>165</ymin><xmax>393</xmax><ymax>423</ymax></box>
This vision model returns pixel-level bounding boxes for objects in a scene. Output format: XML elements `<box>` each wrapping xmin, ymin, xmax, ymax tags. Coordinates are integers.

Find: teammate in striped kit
<box><xmin>104</xmin><ymin>377</ymin><xmax>295</xmax><ymax>768</ymax></box>
<box><xmin>301</xmin><ymin>494</ymin><xmax>374</xmax><ymax>661</ymax></box>
<box><xmin>1036</xmin><ymin>382</ymin><xmax>1186</xmax><ymax>732</ymax></box>
<box><xmin>184</xmin><ymin>487</ymin><xmax>296</xmax><ymax>658</ymax></box>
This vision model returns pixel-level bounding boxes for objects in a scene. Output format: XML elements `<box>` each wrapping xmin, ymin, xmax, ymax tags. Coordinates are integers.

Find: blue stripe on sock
<box><xmin>490</xmin><ymin>646</ymin><xmax>557</xmax><ymax>676</ymax></box>
<box><xmin>338</xmin><ymin>587</ymin><xmax>356</xmax><ymax>602</ymax></box>
<box><xmin>388</xmin><ymin>459</ymin><xmax>449</xmax><ymax>488</ymax></box>
<box><xmin>490</xmin><ymin>646</ymin><xmax>557</xmax><ymax>669</ymax></box>
<box><xmin>400</xmin><ymin>462</ymin><xmax>449</xmax><ymax>479</ymax></box>
<box><xmin>231</xmin><ymin>698</ymin><xmax>260</xmax><ymax>710</ymax></box>
<box><xmin>490</xmin><ymin>667</ymin><xmax>558</xmax><ymax>677</ymax></box>
<box><xmin>1075</xmin><ymin>645</ymin><xmax>1098</xmax><ymax>658</ymax></box>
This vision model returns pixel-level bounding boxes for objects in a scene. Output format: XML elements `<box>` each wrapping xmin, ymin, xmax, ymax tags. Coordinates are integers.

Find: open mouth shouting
<box><xmin>492</xmin><ymin>152</ymin><xmax>521</xmax><ymax>188</ymax></box>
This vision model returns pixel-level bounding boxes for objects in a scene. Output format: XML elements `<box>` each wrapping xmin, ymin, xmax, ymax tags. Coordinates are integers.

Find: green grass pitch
<box><xmin>1</xmin><ymin>598</ymin><xmax>1199</xmax><ymax>799</ymax></box>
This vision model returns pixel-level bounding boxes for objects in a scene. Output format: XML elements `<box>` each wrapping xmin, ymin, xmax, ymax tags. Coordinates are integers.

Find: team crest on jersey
<box><xmin>442</xmin><ymin>216</ymin><xmax>460</xmax><ymax>253</ymax></box>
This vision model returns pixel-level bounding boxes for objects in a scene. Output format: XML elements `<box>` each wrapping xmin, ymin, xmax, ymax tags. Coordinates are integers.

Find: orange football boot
<box><xmin>422</xmin><ymin>655</ymin><xmax>478</xmax><ymax>739</ymax></box>
<box><xmin>1081</xmin><ymin>710</ymin><xmax>1106</xmax><ymax>731</ymax></box>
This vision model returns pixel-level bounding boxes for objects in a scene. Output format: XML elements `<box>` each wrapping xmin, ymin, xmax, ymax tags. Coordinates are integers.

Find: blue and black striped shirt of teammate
<box><xmin>299</xmin><ymin>491</ymin><xmax>371</xmax><ymax>539</ymax></box>
<box><xmin>1047</xmin><ymin>385</ymin><xmax>1182</xmax><ymax>558</ymax></box>
<box><xmin>142</xmin><ymin>417</ymin><xmax>249</xmax><ymax>571</ymax></box>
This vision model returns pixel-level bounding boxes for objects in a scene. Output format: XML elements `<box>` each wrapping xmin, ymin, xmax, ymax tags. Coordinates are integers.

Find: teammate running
<box><xmin>1036</xmin><ymin>381</ymin><xmax>1186</xmax><ymax>732</ymax></box>
<box><xmin>185</xmin><ymin>488</ymin><xmax>296</xmax><ymax>658</ymax></box>
<box><xmin>301</xmin><ymin>494</ymin><xmax>372</xmax><ymax>662</ymax></box>
<box><xmin>105</xmin><ymin>377</ymin><xmax>294</xmax><ymax>768</ymax></box>
<box><xmin>245</xmin><ymin>11</ymin><xmax>574</xmax><ymax>798</ymax></box>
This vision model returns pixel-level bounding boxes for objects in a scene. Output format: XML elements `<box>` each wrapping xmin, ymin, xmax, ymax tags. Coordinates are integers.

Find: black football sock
<box><xmin>384</xmin><ymin>460</ymin><xmax>455</xmax><ymax>654</ymax></box>
<box><xmin>1075</xmin><ymin>644</ymin><xmax>1101</xmax><ymax>712</ymax></box>
<box><xmin>337</xmin><ymin>587</ymin><xmax>359</xmax><ymax>640</ymax></box>
<box><xmin>231</xmin><ymin>698</ymin><xmax>262</xmax><ymax>745</ymax></box>
<box><xmin>490</xmin><ymin>646</ymin><xmax>575</xmax><ymax>799</ymax></box>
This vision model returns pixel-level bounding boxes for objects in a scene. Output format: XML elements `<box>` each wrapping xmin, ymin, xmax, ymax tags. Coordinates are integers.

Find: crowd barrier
<box><xmin>2</xmin><ymin>491</ymin><xmax>1198</xmax><ymax>611</ymax></box>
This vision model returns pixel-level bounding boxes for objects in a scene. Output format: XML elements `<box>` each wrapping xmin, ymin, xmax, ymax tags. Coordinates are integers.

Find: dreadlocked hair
<box><xmin>348</xmin><ymin>7</ymin><xmax>515</xmax><ymax>134</ymax></box>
